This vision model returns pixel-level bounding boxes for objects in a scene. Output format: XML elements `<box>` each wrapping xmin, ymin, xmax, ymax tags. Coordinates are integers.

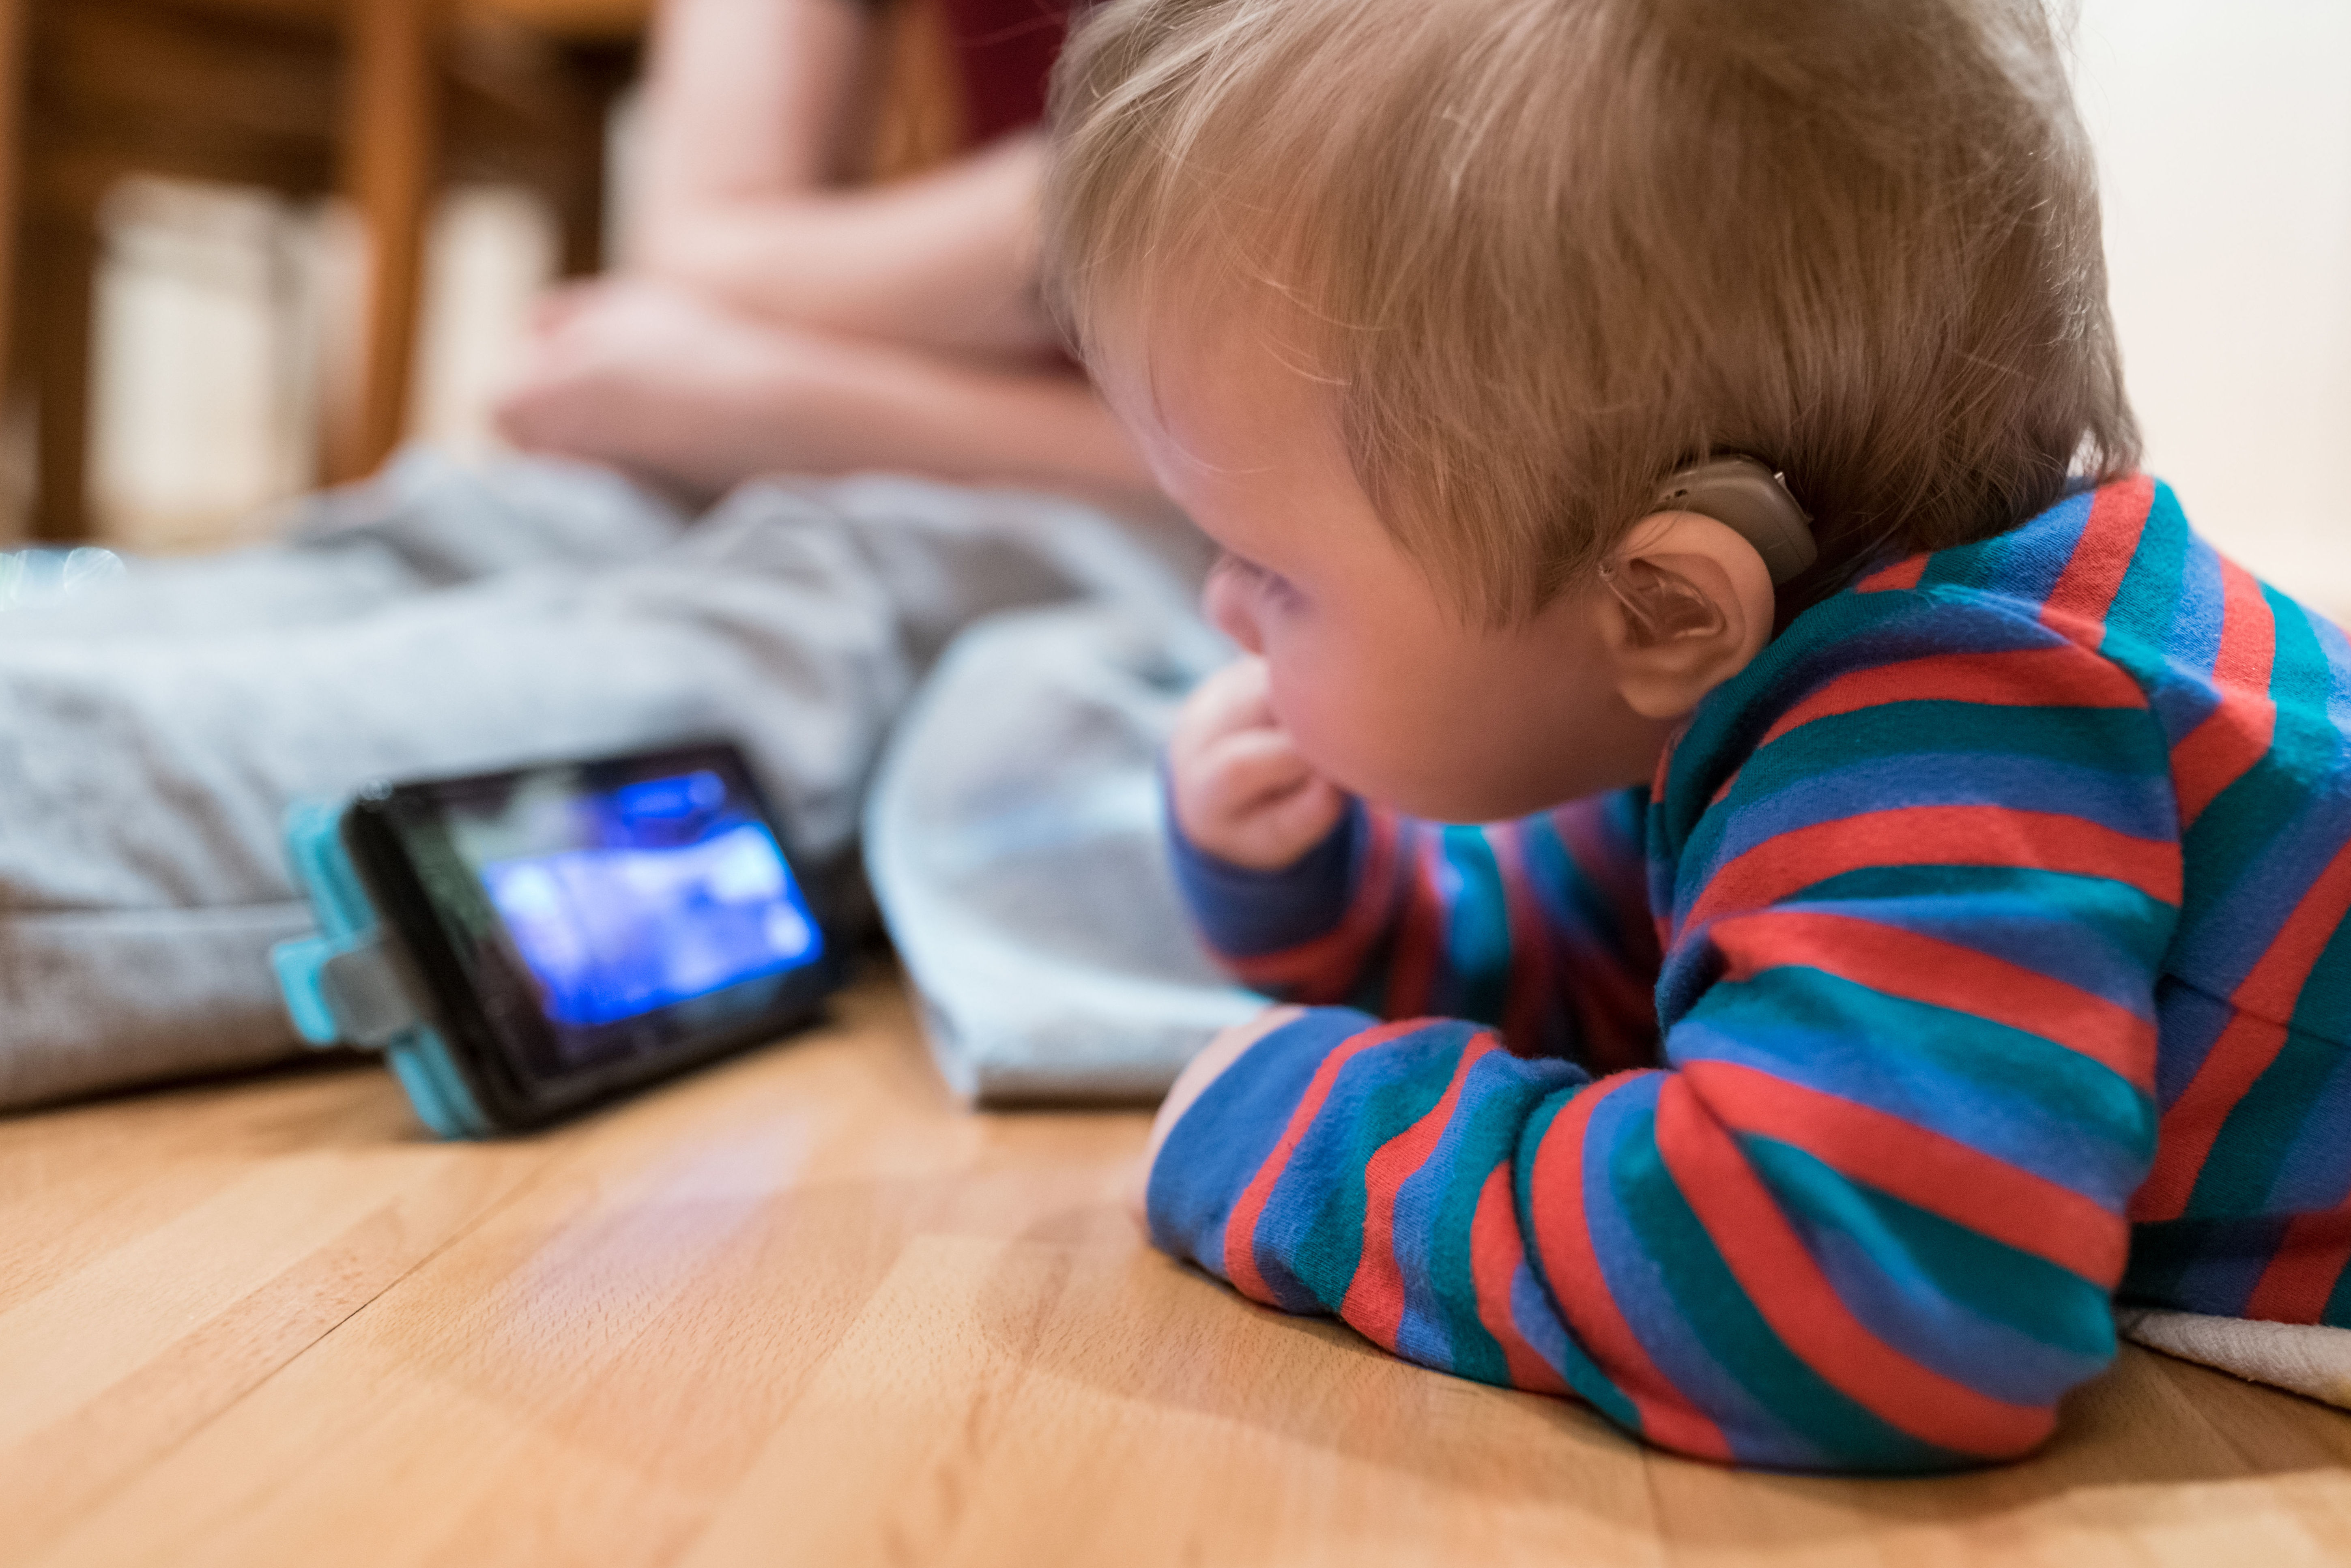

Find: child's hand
<box><xmin>1129</xmin><ymin>1005</ymin><xmax>1305</xmax><ymax>1228</ymax></box>
<box><xmin>1169</xmin><ymin>657</ymin><xmax>1350</xmax><ymax>869</ymax></box>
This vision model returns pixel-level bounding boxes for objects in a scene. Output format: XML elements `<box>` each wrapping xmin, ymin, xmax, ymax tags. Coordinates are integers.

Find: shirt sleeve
<box><xmin>1148</xmin><ymin>600</ymin><xmax>2180</xmax><ymax>1473</ymax></box>
<box><xmin>1168</xmin><ymin>788</ymin><xmax>1661</xmax><ymax>1069</ymax></box>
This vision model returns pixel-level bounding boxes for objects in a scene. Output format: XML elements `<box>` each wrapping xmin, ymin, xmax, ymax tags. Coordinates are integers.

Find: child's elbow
<box><xmin>1631</xmin><ymin>1293</ymin><xmax>2120</xmax><ymax>1475</ymax></box>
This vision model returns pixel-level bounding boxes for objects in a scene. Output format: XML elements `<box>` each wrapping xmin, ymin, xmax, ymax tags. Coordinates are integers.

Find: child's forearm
<box><xmin>1167</xmin><ymin>795</ymin><xmax>1378</xmax><ymax>1004</ymax></box>
<box><xmin>1169</xmin><ymin>790</ymin><xmax>1659</xmax><ymax>1063</ymax></box>
<box><xmin>1149</xmin><ymin>990</ymin><xmax>2142</xmax><ymax>1474</ymax></box>
<box><xmin>1151</xmin><ymin>664</ymin><xmax>2180</xmax><ymax>1476</ymax></box>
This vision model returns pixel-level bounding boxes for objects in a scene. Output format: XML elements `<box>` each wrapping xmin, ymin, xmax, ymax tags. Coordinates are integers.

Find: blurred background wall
<box><xmin>2078</xmin><ymin>0</ymin><xmax>2351</xmax><ymax>614</ymax></box>
<box><xmin>31</xmin><ymin>0</ymin><xmax>2351</xmax><ymax>612</ymax></box>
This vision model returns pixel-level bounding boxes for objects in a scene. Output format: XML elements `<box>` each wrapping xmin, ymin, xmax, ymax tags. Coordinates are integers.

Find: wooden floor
<box><xmin>7</xmin><ymin>969</ymin><xmax>2351</xmax><ymax>1566</ymax></box>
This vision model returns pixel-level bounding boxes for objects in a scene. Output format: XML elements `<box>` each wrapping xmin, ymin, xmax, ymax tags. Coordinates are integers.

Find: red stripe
<box><xmin>1755</xmin><ymin>648</ymin><xmax>2145</xmax><ymax>754</ymax></box>
<box><xmin>2042</xmin><ymin>475</ymin><xmax>2156</xmax><ymax>637</ymax></box>
<box><xmin>1688</xmin><ymin>807</ymin><xmax>2181</xmax><ymax>932</ymax></box>
<box><xmin>1653</xmin><ymin>1076</ymin><xmax>2057</xmax><ymax>1458</ymax></box>
<box><xmin>1535</xmin><ymin>812</ymin><xmax>1659</xmax><ymax>1072</ymax></box>
<box><xmin>2131</xmin><ymin>1010</ymin><xmax>2289</xmax><ymax>1222</ymax></box>
<box><xmin>1572</xmin><ymin>944</ymin><xmax>1661</xmax><ymax>1076</ymax></box>
<box><xmin>2234</xmin><ymin>837</ymin><xmax>2351</xmax><ymax>1023</ymax></box>
<box><xmin>2171</xmin><ymin>559</ymin><xmax>2278</xmax><ymax>827</ymax></box>
<box><xmin>1858</xmin><ymin>556</ymin><xmax>1929</xmax><ymax>593</ymax></box>
<box><xmin>1469</xmin><ymin>1166</ymin><xmax>1571</xmax><ymax>1395</ymax></box>
<box><xmin>1343</xmin><ymin>1031</ymin><xmax>1500</xmax><ymax>1345</ymax></box>
<box><xmin>1492</xmin><ymin>823</ymin><xmax>1558</xmax><ymax>1055</ymax></box>
<box><xmin>1553</xmin><ymin>797</ymin><xmax>1650</xmax><ymax>922</ymax></box>
<box><xmin>1649</xmin><ymin>737</ymin><xmax>1681</xmax><ymax>954</ymax></box>
<box><xmin>1709</xmin><ymin>909</ymin><xmax>2155</xmax><ymax>1086</ymax></box>
<box><xmin>2245</xmin><ymin>1208</ymin><xmax>2351</xmax><ymax>1325</ymax></box>
<box><xmin>1385</xmin><ymin>831</ymin><xmax>1444</xmax><ymax>1019</ymax></box>
<box><xmin>1526</xmin><ymin>1073</ymin><xmax>1734</xmax><ymax>1461</ymax></box>
<box><xmin>2133</xmin><ymin>843</ymin><xmax>2351</xmax><ymax>1221</ymax></box>
<box><xmin>1682</xmin><ymin>1059</ymin><xmax>2128</xmax><ymax>1284</ymax></box>
<box><xmin>1221</xmin><ymin>1019</ymin><xmax>1429</xmax><ymax>1303</ymax></box>
<box><xmin>1225</xmin><ymin>811</ymin><xmax>1405</xmax><ymax>1000</ymax></box>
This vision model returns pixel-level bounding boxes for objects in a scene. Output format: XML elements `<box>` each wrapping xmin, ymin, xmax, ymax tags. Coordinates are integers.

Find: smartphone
<box><xmin>276</xmin><ymin>741</ymin><xmax>840</xmax><ymax>1134</ymax></box>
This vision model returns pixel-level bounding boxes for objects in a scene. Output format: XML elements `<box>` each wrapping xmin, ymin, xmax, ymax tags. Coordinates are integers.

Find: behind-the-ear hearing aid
<box><xmin>1651</xmin><ymin>455</ymin><xmax>1816</xmax><ymax>585</ymax></box>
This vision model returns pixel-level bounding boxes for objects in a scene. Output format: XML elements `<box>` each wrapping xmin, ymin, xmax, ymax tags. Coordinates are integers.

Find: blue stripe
<box><xmin>1668</xmin><ymin>978</ymin><xmax>2153</xmax><ymax>1205</ymax></box>
<box><xmin>1576</xmin><ymin>1075</ymin><xmax>1823</xmax><ymax>1465</ymax></box>
<box><xmin>1712</xmin><ymin>751</ymin><xmax>2179</xmax><ymax>863</ymax></box>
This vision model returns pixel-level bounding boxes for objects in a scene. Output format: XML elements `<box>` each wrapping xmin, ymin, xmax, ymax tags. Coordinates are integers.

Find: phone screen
<box><xmin>347</xmin><ymin>743</ymin><xmax>836</xmax><ymax>1119</ymax></box>
<box><xmin>460</xmin><ymin>768</ymin><xmax>822</xmax><ymax>1031</ymax></box>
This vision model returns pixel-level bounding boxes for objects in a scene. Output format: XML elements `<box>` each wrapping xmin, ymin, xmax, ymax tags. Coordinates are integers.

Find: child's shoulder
<box><xmin>1678</xmin><ymin>473</ymin><xmax>2351</xmax><ymax>812</ymax></box>
<box><xmin>1864</xmin><ymin>476</ymin><xmax>2172</xmax><ymax>631</ymax></box>
<box><xmin>1756</xmin><ymin>475</ymin><xmax>2320</xmax><ymax>673</ymax></box>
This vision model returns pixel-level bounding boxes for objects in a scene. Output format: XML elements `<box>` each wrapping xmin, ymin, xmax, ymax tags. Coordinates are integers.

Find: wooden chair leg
<box><xmin>0</xmin><ymin>0</ymin><xmax>28</xmax><ymax>422</ymax></box>
<box><xmin>23</xmin><ymin>203</ymin><xmax>98</xmax><ymax>543</ymax></box>
<box><xmin>555</xmin><ymin>171</ymin><xmax>601</xmax><ymax>279</ymax></box>
<box><xmin>323</xmin><ymin>0</ymin><xmax>444</xmax><ymax>486</ymax></box>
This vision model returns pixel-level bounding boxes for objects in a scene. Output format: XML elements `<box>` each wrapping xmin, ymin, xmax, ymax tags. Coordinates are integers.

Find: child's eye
<box><xmin>1214</xmin><ymin>552</ymin><xmax>1302</xmax><ymax>608</ymax></box>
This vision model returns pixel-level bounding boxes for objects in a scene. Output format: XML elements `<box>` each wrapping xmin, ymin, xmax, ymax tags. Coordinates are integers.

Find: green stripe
<box><xmin>1610</xmin><ymin>1103</ymin><xmax>1960</xmax><ymax>1471</ymax></box>
<box><xmin>1513</xmin><ymin>1089</ymin><xmax>1648</xmax><ymax>1431</ymax></box>
<box><xmin>1418</xmin><ymin>1061</ymin><xmax>1541</xmax><ymax>1387</ymax></box>
<box><xmin>2180</xmin><ymin>589</ymin><xmax>2340</xmax><ymax>941</ymax></box>
<box><xmin>2321</xmin><ymin>1256</ymin><xmax>2351</xmax><ymax>1328</ymax></box>
<box><xmin>1662</xmin><ymin>593</ymin><xmax>1926</xmax><ymax>857</ymax></box>
<box><xmin>1779</xmin><ymin>865</ymin><xmax>2177</xmax><ymax>970</ymax></box>
<box><xmin>1285</xmin><ymin>1045</ymin><xmax>1465</xmax><ymax>1309</ymax></box>
<box><xmin>1672</xmin><ymin>704</ymin><xmax>2168</xmax><ymax>900</ymax></box>
<box><xmin>1741</xmin><ymin>705</ymin><xmax>2165</xmax><ymax>796</ymax></box>
<box><xmin>1689</xmin><ymin>969</ymin><xmax>2156</xmax><ymax>1158</ymax></box>
<box><xmin>2100</xmin><ymin>483</ymin><xmax>2193</xmax><ymax>658</ymax></box>
<box><xmin>1438</xmin><ymin>825</ymin><xmax>1513</xmax><ymax>1029</ymax></box>
<box><xmin>2185</xmin><ymin>1020</ymin><xmax>2343</xmax><ymax>1218</ymax></box>
<box><xmin>1742</xmin><ymin>1135</ymin><xmax>2119</xmax><ymax>1361</ymax></box>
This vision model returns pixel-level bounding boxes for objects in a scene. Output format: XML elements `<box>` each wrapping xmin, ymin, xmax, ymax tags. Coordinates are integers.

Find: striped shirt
<box><xmin>1151</xmin><ymin>475</ymin><xmax>2351</xmax><ymax>1473</ymax></box>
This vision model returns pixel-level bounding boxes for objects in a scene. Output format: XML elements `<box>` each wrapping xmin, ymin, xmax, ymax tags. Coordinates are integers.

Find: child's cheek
<box><xmin>1269</xmin><ymin>657</ymin><xmax>1403</xmax><ymax>799</ymax></box>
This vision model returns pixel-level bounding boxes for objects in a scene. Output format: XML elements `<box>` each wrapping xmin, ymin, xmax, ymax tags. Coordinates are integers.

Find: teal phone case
<box><xmin>269</xmin><ymin>797</ymin><xmax>494</xmax><ymax>1139</ymax></box>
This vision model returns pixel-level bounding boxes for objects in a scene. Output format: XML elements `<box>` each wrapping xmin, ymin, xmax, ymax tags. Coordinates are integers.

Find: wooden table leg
<box><xmin>324</xmin><ymin>0</ymin><xmax>443</xmax><ymax>486</ymax></box>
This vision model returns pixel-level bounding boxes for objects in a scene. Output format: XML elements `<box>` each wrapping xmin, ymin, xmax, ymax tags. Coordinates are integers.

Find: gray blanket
<box><xmin>0</xmin><ymin>450</ymin><xmax>1240</xmax><ymax>1110</ymax></box>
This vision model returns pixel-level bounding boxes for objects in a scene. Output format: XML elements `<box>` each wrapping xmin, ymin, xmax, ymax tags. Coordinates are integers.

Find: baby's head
<box><xmin>1047</xmin><ymin>0</ymin><xmax>2139</xmax><ymax>823</ymax></box>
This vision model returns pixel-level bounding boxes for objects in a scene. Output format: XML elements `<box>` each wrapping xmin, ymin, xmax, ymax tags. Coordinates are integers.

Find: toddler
<box><xmin>1044</xmin><ymin>0</ymin><xmax>2351</xmax><ymax>1471</ymax></box>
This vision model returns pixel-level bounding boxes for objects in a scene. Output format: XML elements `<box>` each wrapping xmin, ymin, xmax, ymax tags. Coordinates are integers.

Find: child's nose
<box><xmin>1202</xmin><ymin>569</ymin><xmax>1264</xmax><ymax>654</ymax></box>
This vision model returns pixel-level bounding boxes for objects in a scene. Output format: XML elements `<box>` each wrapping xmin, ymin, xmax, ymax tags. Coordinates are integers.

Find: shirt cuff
<box><xmin>1164</xmin><ymin>787</ymin><xmax>1365</xmax><ymax>959</ymax></box>
<box><xmin>1144</xmin><ymin>1005</ymin><xmax>1378</xmax><ymax>1283</ymax></box>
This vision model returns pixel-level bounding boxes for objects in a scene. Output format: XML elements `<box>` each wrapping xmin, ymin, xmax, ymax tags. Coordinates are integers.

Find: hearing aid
<box><xmin>1650</xmin><ymin>455</ymin><xmax>1816</xmax><ymax>585</ymax></box>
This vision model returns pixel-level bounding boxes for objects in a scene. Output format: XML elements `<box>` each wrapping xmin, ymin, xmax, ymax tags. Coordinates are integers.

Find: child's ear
<box><xmin>1596</xmin><ymin>511</ymin><xmax>1777</xmax><ymax>720</ymax></box>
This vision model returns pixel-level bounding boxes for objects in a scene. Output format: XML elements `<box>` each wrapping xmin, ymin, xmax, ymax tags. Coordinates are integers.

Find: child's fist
<box><xmin>1169</xmin><ymin>657</ymin><xmax>1350</xmax><ymax>870</ymax></box>
<box><xmin>1130</xmin><ymin>1004</ymin><xmax>1305</xmax><ymax>1228</ymax></box>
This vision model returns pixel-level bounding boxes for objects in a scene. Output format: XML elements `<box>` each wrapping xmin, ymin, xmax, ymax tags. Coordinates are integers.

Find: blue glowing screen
<box><xmin>470</xmin><ymin>769</ymin><xmax>823</xmax><ymax>1028</ymax></box>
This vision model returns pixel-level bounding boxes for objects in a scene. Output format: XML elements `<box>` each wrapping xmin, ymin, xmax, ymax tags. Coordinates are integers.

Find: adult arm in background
<box><xmin>632</xmin><ymin>0</ymin><xmax>1054</xmax><ymax>359</ymax></box>
<box><xmin>496</xmin><ymin>0</ymin><xmax>1150</xmax><ymax>503</ymax></box>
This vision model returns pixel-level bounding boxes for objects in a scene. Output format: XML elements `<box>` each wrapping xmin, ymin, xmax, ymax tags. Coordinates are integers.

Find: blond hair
<box><xmin>1046</xmin><ymin>0</ymin><xmax>2140</xmax><ymax>622</ymax></box>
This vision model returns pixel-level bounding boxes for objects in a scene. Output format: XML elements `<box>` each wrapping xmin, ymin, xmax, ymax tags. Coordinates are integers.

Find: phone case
<box><xmin>269</xmin><ymin>797</ymin><xmax>496</xmax><ymax>1138</ymax></box>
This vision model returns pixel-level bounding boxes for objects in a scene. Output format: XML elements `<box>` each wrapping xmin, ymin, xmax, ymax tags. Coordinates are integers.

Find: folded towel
<box><xmin>865</xmin><ymin>602</ymin><xmax>1264</xmax><ymax>1104</ymax></box>
<box><xmin>2118</xmin><ymin>1306</ymin><xmax>2351</xmax><ymax>1409</ymax></box>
